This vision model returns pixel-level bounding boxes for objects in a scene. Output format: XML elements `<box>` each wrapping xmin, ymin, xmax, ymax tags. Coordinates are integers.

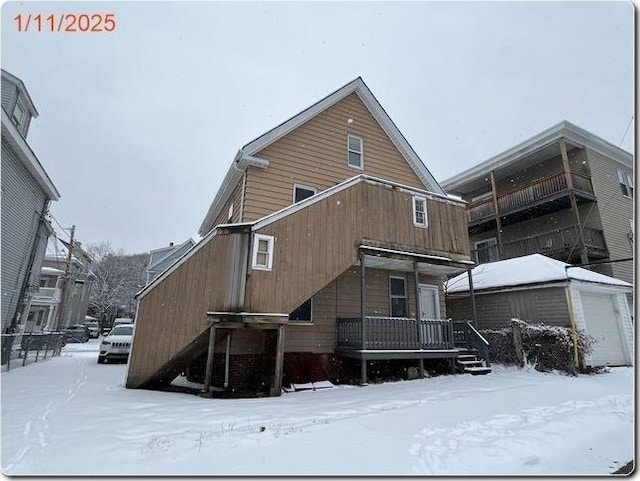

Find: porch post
<box><xmin>271</xmin><ymin>324</ymin><xmax>286</xmax><ymax>396</ymax></box>
<box><xmin>224</xmin><ymin>331</ymin><xmax>232</xmax><ymax>388</ymax></box>
<box><xmin>468</xmin><ymin>269</ymin><xmax>477</xmax><ymax>325</ymax></box>
<box><xmin>560</xmin><ymin>138</ymin><xmax>589</xmax><ymax>265</ymax></box>
<box><xmin>490</xmin><ymin>170</ymin><xmax>504</xmax><ymax>260</ymax></box>
<box><xmin>413</xmin><ymin>261</ymin><xmax>424</xmax><ymax>377</ymax></box>
<box><xmin>360</xmin><ymin>253</ymin><xmax>368</xmax><ymax>385</ymax></box>
<box><xmin>202</xmin><ymin>326</ymin><xmax>216</xmax><ymax>395</ymax></box>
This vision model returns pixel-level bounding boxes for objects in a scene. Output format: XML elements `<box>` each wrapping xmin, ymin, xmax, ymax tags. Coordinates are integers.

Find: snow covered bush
<box><xmin>480</xmin><ymin>319</ymin><xmax>595</xmax><ymax>375</ymax></box>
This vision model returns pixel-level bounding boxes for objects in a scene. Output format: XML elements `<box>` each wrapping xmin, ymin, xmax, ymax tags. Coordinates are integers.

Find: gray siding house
<box><xmin>1</xmin><ymin>69</ymin><xmax>60</xmax><ymax>333</ymax></box>
<box><xmin>441</xmin><ymin>121</ymin><xmax>634</xmax><ymax>288</ymax></box>
<box><xmin>145</xmin><ymin>239</ymin><xmax>195</xmax><ymax>285</ymax></box>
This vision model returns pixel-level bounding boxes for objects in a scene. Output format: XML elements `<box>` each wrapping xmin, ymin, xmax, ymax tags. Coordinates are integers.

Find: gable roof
<box><xmin>1</xmin><ymin>69</ymin><xmax>39</xmax><ymax>117</ymax></box>
<box><xmin>147</xmin><ymin>238</ymin><xmax>195</xmax><ymax>274</ymax></box>
<box><xmin>198</xmin><ymin>77</ymin><xmax>444</xmax><ymax>235</ymax></box>
<box><xmin>442</xmin><ymin>120</ymin><xmax>634</xmax><ymax>194</ymax></box>
<box><xmin>446</xmin><ymin>254</ymin><xmax>632</xmax><ymax>293</ymax></box>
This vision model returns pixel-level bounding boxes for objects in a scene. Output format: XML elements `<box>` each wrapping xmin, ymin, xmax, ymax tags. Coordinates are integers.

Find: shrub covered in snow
<box><xmin>481</xmin><ymin>319</ymin><xmax>595</xmax><ymax>375</ymax></box>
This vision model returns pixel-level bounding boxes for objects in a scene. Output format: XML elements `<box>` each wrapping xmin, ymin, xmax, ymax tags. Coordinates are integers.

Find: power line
<box><xmin>619</xmin><ymin>115</ymin><xmax>634</xmax><ymax>147</ymax></box>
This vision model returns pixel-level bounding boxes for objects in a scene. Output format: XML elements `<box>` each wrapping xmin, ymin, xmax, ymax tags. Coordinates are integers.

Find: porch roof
<box><xmin>359</xmin><ymin>244</ymin><xmax>474</xmax><ymax>275</ymax></box>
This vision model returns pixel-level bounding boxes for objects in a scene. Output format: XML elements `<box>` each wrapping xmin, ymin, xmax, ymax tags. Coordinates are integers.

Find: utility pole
<box><xmin>55</xmin><ymin>225</ymin><xmax>75</xmax><ymax>330</ymax></box>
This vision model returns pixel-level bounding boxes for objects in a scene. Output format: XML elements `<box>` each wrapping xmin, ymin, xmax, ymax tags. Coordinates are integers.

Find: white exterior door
<box><xmin>419</xmin><ymin>285</ymin><xmax>441</xmax><ymax>345</ymax></box>
<box><xmin>581</xmin><ymin>292</ymin><xmax>628</xmax><ymax>366</ymax></box>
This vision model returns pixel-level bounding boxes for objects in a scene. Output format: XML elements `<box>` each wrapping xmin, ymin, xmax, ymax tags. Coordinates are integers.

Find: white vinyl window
<box><xmin>617</xmin><ymin>168</ymin><xmax>634</xmax><ymax>198</ymax></box>
<box><xmin>251</xmin><ymin>234</ymin><xmax>274</xmax><ymax>271</ymax></box>
<box><xmin>347</xmin><ymin>134</ymin><xmax>363</xmax><ymax>169</ymax></box>
<box><xmin>413</xmin><ymin>196</ymin><xmax>427</xmax><ymax>227</ymax></box>
<box><xmin>227</xmin><ymin>203</ymin><xmax>234</xmax><ymax>222</ymax></box>
<box><xmin>293</xmin><ymin>184</ymin><xmax>316</xmax><ymax>204</ymax></box>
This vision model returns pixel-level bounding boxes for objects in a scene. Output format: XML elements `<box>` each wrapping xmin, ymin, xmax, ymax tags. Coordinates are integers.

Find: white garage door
<box><xmin>581</xmin><ymin>292</ymin><xmax>627</xmax><ymax>366</ymax></box>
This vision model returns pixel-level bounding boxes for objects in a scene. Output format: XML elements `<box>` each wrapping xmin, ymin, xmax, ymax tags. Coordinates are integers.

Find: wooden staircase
<box><xmin>455</xmin><ymin>351</ymin><xmax>492</xmax><ymax>375</ymax></box>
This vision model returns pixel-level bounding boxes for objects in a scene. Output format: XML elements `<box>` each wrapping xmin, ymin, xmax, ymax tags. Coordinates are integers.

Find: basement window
<box><xmin>347</xmin><ymin>134</ymin><xmax>363</xmax><ymax>169</ymax></box>
<box><xmin>413</xmin><ymin>196</ymin><xmax>427</xmax><ymax>227</ymax></box>
<box><xmin>289</xmin><ymin>298</ymin><xmax>313</xmax><ymax>323</ymax></box>
<box><xmin>389</xmin><ymin>276</ymin><xmax>407</xmax><ymax>318</ymax></box>
<box><xmin>617</xmin><ymin>168</ymin><xmax>634</xmax><ymax>198</ymax></box>
<box><xmin>252</xmin><ymin>234</ymin><xmax>274</xmax><ymax>271</ymax></box>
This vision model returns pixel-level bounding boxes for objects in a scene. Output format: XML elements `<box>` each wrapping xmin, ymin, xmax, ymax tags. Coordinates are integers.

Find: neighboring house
<box><xmin>446</xmin><ymin>254</ymin><xmax>633</xmax><ymax>368</ymax></box>
<box><xmin>127</xmin><ymin>77</ymin><xmax>481</xmax><ymax>397</ymax></box>
<box><xmin>146</xmin><ymin>239</ymin><xmax>196</xmax><ymax>284</ymax></box>
<box><xmin>25</xmin><ymin>266</ymin><xmax>64</xmax><ymax>333</ymax></box>
<box><xmin>441</xmin><ymin>121</ymin><xmax>634</xmax><ymax>289</ymax></box>
<box><xmin>41</xmin><ymin>242</ymin><xmax>94</xmax><ymax>330</ymax></box>
<box><xmin>1</xmin><ymin>69</ymin><xmax>60</xmax><ymax>334</ymax></box>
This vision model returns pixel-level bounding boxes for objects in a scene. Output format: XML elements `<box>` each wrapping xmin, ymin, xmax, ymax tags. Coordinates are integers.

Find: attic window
<box><xmin>252</xmin><ymin>234</ymin><xmax>274</xmax><ymax>271</ymax></box>
<box><xmin>347</xmin><ymin>134</ymin><xmax>363</xmax><ymax>169</ymax></box>
<box><xmin>413</xmin><ymin>196</ymin><xmax>427</xmax><ymax>227</ymax></box>
<box><xmin>617</xmin><ymin>168</ymin><xmax>633</xmax><ymax>198</ymax></box>
<box><xmin>12</xmin><ymin>101</ymin><xmax>25</xmax><ymax>128</ymax></box>
<box><xmin>227</xmin><ymin>203</ymin><xmax>233</xmax><ymax>222</ymax></box>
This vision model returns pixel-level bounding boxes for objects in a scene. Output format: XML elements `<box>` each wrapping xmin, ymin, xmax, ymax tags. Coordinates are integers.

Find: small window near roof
<box><xmin>289</xmin><ymin>298</ymin><xmax>313</xmax><ymax>323</ymax></box>
<box><xmin>617</xmin><ymin>168</ymin><xmax>633</xmax><ymax>198</ymax></box>
<box><xmin>413</xmin><ymin>196</ymin><xmax>427</xmax><ymax>227</ymax></box>
<box><xmin>12</xmin><ymin>102</ymin><xmax>25</xmax><ymax>128</ymax></box>
<box><xmin>252</xmin><ymin>234</ymin><xmax>274</xmax><ymax>271</ymax></box>
<box><xmin>293</xmin><ymin>184</ymin><xmax>316</xmax><ymax>204</ymax></box>
<box><xmin>227</xmin><ymin>203</ymin><xmax>234</xmax><ymax>222</ymax></box>
<box><xmin>347</xmin><ymin>134</ymin><xmax>363</xmax><ymax>169</ymax></box>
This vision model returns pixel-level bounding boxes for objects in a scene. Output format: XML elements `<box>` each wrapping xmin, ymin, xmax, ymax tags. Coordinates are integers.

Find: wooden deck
<box><xmin>335</xmin><ymin>317</ymin><xmax>489</xmax><ymax>362</ymax></box>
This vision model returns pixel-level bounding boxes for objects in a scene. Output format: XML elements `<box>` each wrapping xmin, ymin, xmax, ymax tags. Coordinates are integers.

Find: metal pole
<box><xmin>224</xmin><ymin>331</ymin><xmax>231</xmax><ymax>388</ymax></box>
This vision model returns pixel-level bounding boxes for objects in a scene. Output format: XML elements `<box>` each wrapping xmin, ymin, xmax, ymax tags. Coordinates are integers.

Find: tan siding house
<box><xmin>127</xmin><ymin>78</ymin><xmax>482</xmax><ymax>397</ymax></box>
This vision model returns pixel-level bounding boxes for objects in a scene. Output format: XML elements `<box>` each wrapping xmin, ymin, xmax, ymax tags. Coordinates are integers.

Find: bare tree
<box><xmin>87</xmin><ymin>243</ymin><xmax>149</xmax><ymax>325</ymax></box>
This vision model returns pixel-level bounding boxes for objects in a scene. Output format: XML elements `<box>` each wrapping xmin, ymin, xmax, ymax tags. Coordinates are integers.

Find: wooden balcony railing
<box><xmin>502</xmin><ymin>226</ymin><xmax>607</xmax><ymax>260</ymax></box>
<box><xmin>467</xmin><ymin>172</ymin><xmax>594</xmax><ymax>224</ymax></box>
<box><xmin>336</xmin><ymin>317</ymin><xmax>454</xmax><ymax>351</ymax></box>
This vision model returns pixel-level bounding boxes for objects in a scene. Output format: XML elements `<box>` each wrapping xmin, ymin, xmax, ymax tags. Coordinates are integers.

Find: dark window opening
<box><xmin>289</xmin><ymin>298</ymin><xmax>312</xmax><ymax>322</ymax></box>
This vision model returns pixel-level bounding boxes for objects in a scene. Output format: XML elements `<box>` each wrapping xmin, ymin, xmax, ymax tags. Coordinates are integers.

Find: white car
<box><xmin>98</xmin><ymin>324</ymin><xmax>134</xmax><ymax>364</ymax></box>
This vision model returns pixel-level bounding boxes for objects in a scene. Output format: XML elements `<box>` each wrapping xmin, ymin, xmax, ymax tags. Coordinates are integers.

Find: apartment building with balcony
<box><xmin>25</xmin><ymin>266</ymin><xmax>64</xmax><ymax>332</ymax></box>
<box><xmin>442</xmin><ymin>121</ymin><xmax>634</xmax><ymax>288</ymax></box>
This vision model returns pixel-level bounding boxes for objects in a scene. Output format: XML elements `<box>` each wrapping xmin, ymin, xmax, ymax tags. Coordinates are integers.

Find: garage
<box><xmin>447</xmin><ymin>254</ymin><xmax>634</xmax><ymax>368</ymax></box>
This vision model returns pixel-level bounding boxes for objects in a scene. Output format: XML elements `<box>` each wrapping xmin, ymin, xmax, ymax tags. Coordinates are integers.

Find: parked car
<box><xmin>63</xmin><ymin>324</ymin><xmax>90</xmax><ymax>343</ymax></box>
<box><xmin>98</xmin><ymin>324</ymin><xmax>134</xmax><ymax>363</ymax></box>
<box><xmin>83</xmin><ymin>321</ymin><xmax>100</xmax><ymax>338</ymax></box>
<box><xmin>113</xmin><ymin>318</ymin><xmax>134</xmax><ymax>326</ymax></box>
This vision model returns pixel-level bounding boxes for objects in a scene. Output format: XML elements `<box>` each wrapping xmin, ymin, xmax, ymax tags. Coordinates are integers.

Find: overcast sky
<box><xmin>1</xmin><ymin>1</ymin><xmax>633</xmax><ymax>254</ymax></box>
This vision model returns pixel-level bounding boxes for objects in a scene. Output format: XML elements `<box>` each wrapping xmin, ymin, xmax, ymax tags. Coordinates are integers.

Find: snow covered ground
<box><xmin>1</xmin><ymin>339</ymin><xmax>633</xmax><ymax>475</ymax></box>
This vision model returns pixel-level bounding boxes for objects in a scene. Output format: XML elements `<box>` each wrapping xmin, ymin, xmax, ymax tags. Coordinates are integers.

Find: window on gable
<box><xmin>289</xmin><ymin>298</ymin><xmax>313</xmax><ymax>323</ymax></box>
<box><xmin>413</xmin><ymin>196</ymin><xmax>427</xmax><ymax>227</ymax></box>
<box><xmin>12</xmin><ymin>101</ymin><xmax>25</xmax><ymax>128</ymax></box>
<box><xmin>252</xmin><ymin>234</ymin><xmax>274</xmax><ymax>270</ymax></box>
<box><xmin>347</xmin><ymin>134</ymin><xmax>363</xmax><ymax>169</ymax></box>
<box><xmin>389</xmin><ymin>276</ymin><xmax>407</xmax><ymax>318</ymax></box>
<box><xmin>617</xmin><ymin>168</ymin><xmax>634</xmax><ymax>198</ymax></box>
<box><xmin>227</xmin><ymin>203</ymin><xmax>234</xmax><ymax>222</ymax></box>
<box><xmin>293</xmin><ymin>184</ymin><xmax>316</xmax><ymax>204</ymax></box>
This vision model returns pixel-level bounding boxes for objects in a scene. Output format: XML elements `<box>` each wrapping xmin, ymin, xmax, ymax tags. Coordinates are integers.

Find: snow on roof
<box><xmin>446</xmin><ymin>254</ymin><xmax>632</xmax><ymax>293</ymax></box>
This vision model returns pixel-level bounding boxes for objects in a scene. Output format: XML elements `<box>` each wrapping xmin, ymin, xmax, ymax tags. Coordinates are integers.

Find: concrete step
<box><xmin>464</xmin><ymin>366</ymin><xmax>492</xmax><ymax>375</ymax></box>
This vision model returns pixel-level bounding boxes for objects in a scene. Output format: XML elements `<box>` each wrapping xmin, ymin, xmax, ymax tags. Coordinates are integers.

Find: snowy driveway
<box><xmin>1</xmin><ymin>340</ymin><xmax>633</xmax><ymax>475</ymax></box>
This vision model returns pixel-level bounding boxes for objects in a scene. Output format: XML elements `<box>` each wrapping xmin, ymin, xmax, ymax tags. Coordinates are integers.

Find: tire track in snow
<box><xmin>409</xmin><ymin>395</ymin><xmax>632</xmax><ymax>474</ymax></box>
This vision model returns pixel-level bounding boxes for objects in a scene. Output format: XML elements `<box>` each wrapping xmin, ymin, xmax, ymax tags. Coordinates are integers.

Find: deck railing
<box><xmin>467</xmin><ymin>172</ymin><xmax>594</xmax><ymax>223</ymax></box>
<box><xmin>503</xmin><ymin>226</ymin><xmax>606</xmax><ymax>260</ymax></box>
<box><xmin>336</xmin><ymin>317</ymin><xmax>454</xmax><ymax>351</ymax></box>
<box><xmin>452</xmin><ymin>321</ymin><xmax>490</xmax><ymax>365</ymax></box>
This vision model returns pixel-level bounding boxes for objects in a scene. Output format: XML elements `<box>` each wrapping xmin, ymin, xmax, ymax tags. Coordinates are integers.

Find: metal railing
<box><xmin>502</xmin><ymin>226</ymin><xmax>607</xmax><ymax>260</ymax></box>
<box><xmin>467</xmin><ymin>172</ymin><xmax>594</xmax><ymax>223</ymax></box>
<box><xmin>336</xmin><ymin>317</ymin><xmax>454</xmax><ymax>350</ymax></box>
<box><xmin>1</xmin><ymin>332</ymin><xmax>65</xmax><ymax>370</ymax></box>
